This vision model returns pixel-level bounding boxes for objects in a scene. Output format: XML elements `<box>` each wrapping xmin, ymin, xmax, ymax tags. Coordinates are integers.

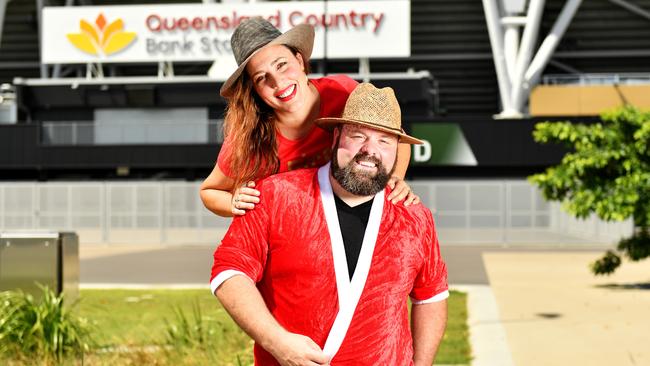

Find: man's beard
<box><xmin>331</xmin><ymin>140</ymin><xmax>395</xmax><ymax>196</ymax></box>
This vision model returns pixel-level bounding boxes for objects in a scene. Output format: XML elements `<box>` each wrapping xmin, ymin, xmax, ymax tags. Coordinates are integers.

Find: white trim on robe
<box><xmin>210</xmin><ymin>270</ymin><xmax>253</xmax><ymax>296</ymax></box>
<box><xmin>410</xmin><ymin>289</ymin><xmax>450</xmax><ymax>305</ymax></box>
<box><xmin>318</xmin><ymin>163</ymin><xmax>385</xmax><ymax>359</ymax></box>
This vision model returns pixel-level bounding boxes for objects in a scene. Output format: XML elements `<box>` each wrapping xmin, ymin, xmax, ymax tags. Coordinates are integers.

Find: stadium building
<box><xmin>0</xmin><ymin>0</ymin><xmax>644</xmax><ymax>244</ymax></box>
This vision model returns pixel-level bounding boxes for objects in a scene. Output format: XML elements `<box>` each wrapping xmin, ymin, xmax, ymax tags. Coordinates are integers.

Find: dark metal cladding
<box><xmin>1</xmin><ymin>0</ymin><xmax>648</xmax><ymax>180</ymax></box>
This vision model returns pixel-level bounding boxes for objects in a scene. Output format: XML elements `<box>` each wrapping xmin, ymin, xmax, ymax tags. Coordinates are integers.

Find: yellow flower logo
<box><xmin>67</xmin><ymin>13</ymin><xmax>136</xmax><ymax>56</ymax></box>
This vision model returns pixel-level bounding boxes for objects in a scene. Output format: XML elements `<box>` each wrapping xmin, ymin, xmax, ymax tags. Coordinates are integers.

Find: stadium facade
<box><xmin>0</xmin><ymin>0</ymin><xmax>644</xmax><ymax>244</ymax></box>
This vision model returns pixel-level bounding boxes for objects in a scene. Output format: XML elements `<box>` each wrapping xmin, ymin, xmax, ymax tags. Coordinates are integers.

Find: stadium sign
<box><xmin>41</xmin><ymin>1</ymin><xmax>410</xmax><ymax>65</ymax></box>
<box><xmin>411</xmin><ymin>123</ymin><xmax>478</xmax><ymax>166</ymax></box>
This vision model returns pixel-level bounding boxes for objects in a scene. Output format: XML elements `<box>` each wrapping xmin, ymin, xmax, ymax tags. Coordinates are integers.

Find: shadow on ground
<box><xmin>595</xmin><ymin>282</ymin><xmax>650</xmax><ymax>290</ymax></box>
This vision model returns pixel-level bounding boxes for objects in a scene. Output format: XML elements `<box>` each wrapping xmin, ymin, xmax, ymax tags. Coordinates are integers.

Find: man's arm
<box><xmin>411</xmin><ymin>299</ymin><xmax>448</xmax><ymax>366</ymax></box>
<box><xmin>216</xmin><ymin>275</ymin><xmax>330</xmax><ymax>366</ymax></box>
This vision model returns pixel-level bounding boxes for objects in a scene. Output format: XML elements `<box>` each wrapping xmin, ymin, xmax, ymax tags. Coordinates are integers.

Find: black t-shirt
<box><xmin>333</xmin><ymin>194</ymin><xmax>374</xmax><ymax>280</ymax></box>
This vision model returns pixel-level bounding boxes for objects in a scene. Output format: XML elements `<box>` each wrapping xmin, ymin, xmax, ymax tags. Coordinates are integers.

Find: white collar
<box><xmin>317</xmin><ymin>162</ymin><xmax>385</xmax><ymax>359</ymax></box>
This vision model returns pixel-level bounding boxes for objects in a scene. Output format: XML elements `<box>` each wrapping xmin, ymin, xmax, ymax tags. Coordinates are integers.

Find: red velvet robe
<box><xmin>211</xmin><ymin>164</ymin><xmax>448</xmax><ymax>365</ymax></box>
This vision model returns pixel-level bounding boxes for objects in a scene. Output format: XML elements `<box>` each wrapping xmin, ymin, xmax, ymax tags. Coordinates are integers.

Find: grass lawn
<box><xmin>77</xmin><ymin>289</ymin><xmax>253</xmax><ymax>365</ymax></box>
<box><xmin>4</xmin><ymin>289</ymin><xmax>470</xmax><ymax>365</ymax></box>
<box><xmin>438</xmin><ymin>290</ymin><xmax>471</xmax><ymax>364</ymax></box>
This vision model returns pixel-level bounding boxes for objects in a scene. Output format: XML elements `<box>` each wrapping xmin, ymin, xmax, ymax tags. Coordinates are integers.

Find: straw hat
<box><xmin>219</xmin><ymin>17</ymin><xmax>314</xmax><ymax>98</ymax></box>
<box><xmin>316</xmin><ymin>83</ymin><xmax>424</xmax><ymax>145</ymax></box>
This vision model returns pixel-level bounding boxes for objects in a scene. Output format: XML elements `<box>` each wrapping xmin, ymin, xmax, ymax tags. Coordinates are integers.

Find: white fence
<box><xmin>0</xmin><ymin>182</ymin><xmax>231</xmax><ymax>245</ymax></box>
<box><xmin>0</xmin><ymin>180</ymin><xmax>633</xmax><ymax>245</ymax></box>
<box><xmin>410</xmin><ymin>180</ymin><xmax>633</xmax><ymax>244</ymax></box>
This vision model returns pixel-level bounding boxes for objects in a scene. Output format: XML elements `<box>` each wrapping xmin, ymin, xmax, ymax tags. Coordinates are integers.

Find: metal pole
<box><xmin>359</xmin><ymin>58</ymin><xmax>370</xmax><ymax>82</ymax></box>
<box><xmin>549</xmin><ymin>59</ymin><xmax>582</xmax><ymax>74</ymax></box>
<box><xmin>36</xmin><ymin>0</ymin><xmax>47</xmax><ymax>77</ymax></box>
<box><xmin>608</xmin><ymin>0</ymin><xmax>650</xmax><ymax>22</ymax></box>
<box><xmin>524</xmin><ymin>0</ymin><xmax>583</xmax><ymax>89</ymax></box>
<box><xmin>102</xmin><ymin>184</ymin><xmax>109</xmax><ymax>243</ymax></box>
<box><xmin>501</xmin><ymin>15</ymin><xmax>527</xmax><ymax>84</ymax></box>
<box><xmin>323</xmin><ymin>0</ymin><xmax>328</xmax><ymax>75</ymax></box>
<box><xmin>503</xmin><ymin>23</ymin><xmax>519</xmax><ymax>83</ymax></box>
<box><xmin>0</xmin><ymin>0</ymin><xmax>10</xmax><ymax>49</ymax></box>
<box><xmin>482</xmin><ymin>0</ymin><xmax>515</xmax><ymax>116</ymax></box>
<box><xmin>510</xmin><ymin>0</ymin><xmax>545</xmax><ymax>115</ymax></box>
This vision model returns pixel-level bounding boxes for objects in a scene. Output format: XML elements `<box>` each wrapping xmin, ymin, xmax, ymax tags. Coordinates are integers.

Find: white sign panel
<box><xmin>41</xmin><ymin>1</ymin><xmax>410</xmax><ymax>64</ymax></box>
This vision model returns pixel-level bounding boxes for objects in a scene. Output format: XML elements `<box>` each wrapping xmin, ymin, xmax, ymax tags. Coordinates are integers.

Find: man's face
<box><xmin>331</xmin><ymin>124</ymin><xmax>399</xmax><ymax>196</ymax></box>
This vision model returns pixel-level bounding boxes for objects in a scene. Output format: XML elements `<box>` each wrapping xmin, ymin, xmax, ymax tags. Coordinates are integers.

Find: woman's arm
<box><xmin>393</xmin><ymin>142</ymin><xmax>411</xmax><ymax>179</ymax></box>
<box><xmin>199</xmin><ymin>164</ymin><xmax>260</xmax><ymax>217</ymax></box>
<box><xmin>387</xmin><ymin>142</ymin><xmax>420</xmax><ymax>205</ymax></box>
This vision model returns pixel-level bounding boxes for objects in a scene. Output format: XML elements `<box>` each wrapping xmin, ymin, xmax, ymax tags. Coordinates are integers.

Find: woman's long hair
<box><xmin>223</xmin><ymin>46</ymin><xmax>310</xmax><ymax>190</ymax></box>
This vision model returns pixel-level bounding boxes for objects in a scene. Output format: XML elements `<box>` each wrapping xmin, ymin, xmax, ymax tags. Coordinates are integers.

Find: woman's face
<box><xmin>245</xmin><ymin>44</ymin><xmax>309</xmax><ymax>115</ymax></box>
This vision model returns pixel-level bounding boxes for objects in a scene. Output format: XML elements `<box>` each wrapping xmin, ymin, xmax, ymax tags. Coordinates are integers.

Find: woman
<box><xmin>200</xmin><ymin>17</ymin><xmax>418</xmax><ymax>217</ymax></box>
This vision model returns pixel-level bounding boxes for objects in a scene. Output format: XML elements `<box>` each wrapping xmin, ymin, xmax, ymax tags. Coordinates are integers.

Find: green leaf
<box><xmin>529</xmin><ymin>106</ymin><xmax>650</xmax><ymax>275</ymax></box>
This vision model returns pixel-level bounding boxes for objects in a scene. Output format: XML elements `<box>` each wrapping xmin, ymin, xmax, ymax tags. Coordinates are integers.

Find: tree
<box><xmin>529</xmin><ymin>106</ymin><xmax>650</xmax><ymax>275</ymax></box>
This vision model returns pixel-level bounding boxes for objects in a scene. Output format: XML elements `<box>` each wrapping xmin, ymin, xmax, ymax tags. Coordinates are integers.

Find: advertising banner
<box><xmin>41</xmin><ymin>1</ymin><xmax>410</xmax><ymax>65</ymax></box>
<box><xmin>411</xmin><ymin>123</ymin><xmax>478</xmax><ymax>166</ymax></box>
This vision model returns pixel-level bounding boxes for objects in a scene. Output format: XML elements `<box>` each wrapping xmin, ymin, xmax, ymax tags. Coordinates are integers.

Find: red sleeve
<box><xmin>210</xmin><ymin>180</ymin><xmax>272</xmax><ymax>284</ymax></box>
<box><xmin>315</xmin><ymin>75</ymin><xmax>359</xmax><ymax>119</ymax></box>
<box><xmin>410</xmin><ymin>210</ymin><xmax>448</xmax><ymax>301</ymax></box>
<box><xmin>216</xmin><ymin>135</ymin><xmax>234</xmax><ymax>178</ymax></box>
<box><xmin>327</xmin><ymin>74</ymin><xmax>358</xmax><ymax>94</ymax></box>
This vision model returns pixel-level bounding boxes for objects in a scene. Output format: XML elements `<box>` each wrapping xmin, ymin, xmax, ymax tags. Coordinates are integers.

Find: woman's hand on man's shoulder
<box><xmin>231</xmin><ymin>181</ymin><xmax>261</xmax><ymax>216</ymax></box>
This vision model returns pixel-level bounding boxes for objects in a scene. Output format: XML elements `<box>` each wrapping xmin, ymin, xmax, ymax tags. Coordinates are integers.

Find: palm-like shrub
<box><xmin>163</xmin><ymin>301</ymin><xmax>253</xmax><ymax>365</ymax></box>
<box><xmin>0</xmin><ymin>286</ymin><xmax>94</xmax><ymax>363</ymax></box>
<box><xmin>164</xmin><ymin>302</ymin><xmax>212</xmax><ymax>348</ymax></box>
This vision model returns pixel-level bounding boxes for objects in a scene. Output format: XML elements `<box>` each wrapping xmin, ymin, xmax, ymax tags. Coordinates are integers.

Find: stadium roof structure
<box><xmin>2</xmin><ymin>0</ymin><xmax>650</xmax><ymax>117</ymax></box>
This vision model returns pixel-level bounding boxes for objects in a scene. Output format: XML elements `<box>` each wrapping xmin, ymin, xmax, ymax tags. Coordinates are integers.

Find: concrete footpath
<box><xmin>482</xmin><ymin>251</ymin><xmax>650</xmax><ymax>366</ymax></box>
<box><xmin>80</xmin><ymin>244</ymin><xmax>650</xmax><ymax>365</ymax></box>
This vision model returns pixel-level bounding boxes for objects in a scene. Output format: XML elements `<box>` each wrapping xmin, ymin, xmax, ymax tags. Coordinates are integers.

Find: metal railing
<box><xmin>41</xmin><ymin>120</ymin><xmax>224</xmax><ymax>145</ymax></box>
<box><xmin>0</xmin><ymin>180</ymin><xmax>633</xmax><ymax>245</ymax></box>
<box><xmin>542</xmin><ymin>73</ymin><xmax>650</xmax><ymax>86</ymax></box>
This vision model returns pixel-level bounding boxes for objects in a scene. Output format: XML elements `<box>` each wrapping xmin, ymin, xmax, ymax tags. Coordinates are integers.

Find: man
<box><xmin>211</xmin><ymin>83</ymin><xmax>448</xmax><ymax>366</ymax></box>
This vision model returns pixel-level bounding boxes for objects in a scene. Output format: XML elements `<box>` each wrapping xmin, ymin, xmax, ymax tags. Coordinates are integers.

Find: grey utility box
<box><xmin>0</xmin><ymin>232</ymin><xmax>79</xmax><ymax>302</ymax></box>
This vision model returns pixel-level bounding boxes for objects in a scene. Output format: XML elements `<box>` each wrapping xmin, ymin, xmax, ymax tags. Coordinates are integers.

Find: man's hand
<box><xmin>267</xmin><ymin>331</ymin><xmax>330</xmax><ymax>366</ymax></box>
<box><xmin>216</xmin><ymin>276</ymin><xmax>329</xmax><ymax>366</ymax></box>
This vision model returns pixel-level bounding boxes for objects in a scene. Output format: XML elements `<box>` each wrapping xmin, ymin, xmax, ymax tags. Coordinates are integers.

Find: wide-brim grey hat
<box><xmin>220</xmin><ymin>17</ymin><xmax>315</xmax><ymax>98</ymax></box>
<box><xmin>316</xmin><ymin>83</ymin><xmax>424</xmax><ymax>145</ymax></box>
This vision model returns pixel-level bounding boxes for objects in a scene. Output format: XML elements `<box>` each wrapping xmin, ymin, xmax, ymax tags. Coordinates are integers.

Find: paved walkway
<box><xmin>79</xmin><ymin>243</ymin><xmax>650</xmax><ymax>365</ymax></box>
<box><xmin>483</xmin><ymin>251</ymin><xmax>650</xmax><ymax>366</ymax></box>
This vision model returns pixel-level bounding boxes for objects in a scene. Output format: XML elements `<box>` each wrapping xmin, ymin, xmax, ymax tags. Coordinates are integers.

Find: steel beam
<box><xmin>608</xmin><ymin>0</ymin><xmax>650</xmax><ymax>22</ymax></box>
<box><xmin>503</xmin><ymin>24</ymin><xmax>520</xmax><ymax>83</ymax></box>
<box><xmin>158</xmin><ymin>61</ymin><xmax>174</xmax><ymax>78</ymax></box>
<box><xmin>510</xmin><ymin>0</ymin><xmax>545</xmax><ymax>115</ymax></box>
<box><xmin>482</xmin><ymin>0</ymin><xmax>515</xmax><ymax>114</ymax></box>
<box><xmin>524</xmin><ymin>0</ymin><xmax>582</xmax><ymax>89</ymax></box>
<box><xmin>36</xmin><ymin>0</ymin><xmax>48</xmax><ymax>77</ymax></box>
<box><xmin>548</xmin><ymin>59</ymin><xmax>582</xmax><ymax>74</ymax></box>
<box><xmin>0</xmin><ymin>0</ymin><xmax>10</xmax><ymax>49</ymax></box>
<box><xmin>484</xmin><ymin>0</ymin><xmax>585</xmax><ymax>117</ymax></box>
<box><xmin>85</xmin><ymin>62</ymin><xmax>104</xmax><ymax>79</ymax></box>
